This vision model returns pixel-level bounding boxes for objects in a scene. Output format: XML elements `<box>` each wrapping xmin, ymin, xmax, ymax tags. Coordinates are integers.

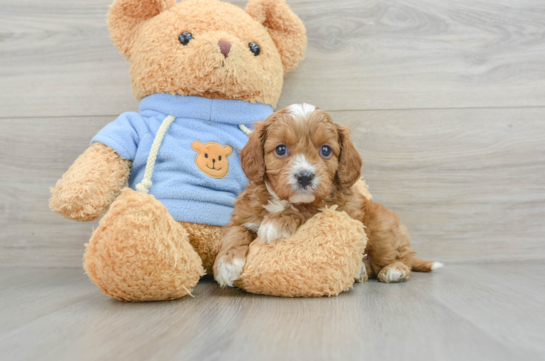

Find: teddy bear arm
<box><xmin>353</xmin><ymin>178</ymin><xmax>372</xmax><ymax>201</ymax></box>
<box><xmin>49</xmin><ymin>142</ymin><xmax>131</xmax><ymax>222</ymax></box>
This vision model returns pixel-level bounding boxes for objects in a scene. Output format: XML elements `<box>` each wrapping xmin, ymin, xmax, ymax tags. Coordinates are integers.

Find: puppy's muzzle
<box><xmin>295</xmin><ymin>172</ymin><xmax>314</xmax><ymax>189</ymax></box>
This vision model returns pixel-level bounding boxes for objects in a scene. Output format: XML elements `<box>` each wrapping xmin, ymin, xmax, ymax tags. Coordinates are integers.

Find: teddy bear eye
<box><xmin>179</xmin><ymin>32</ymin><xmax>193</xmax><ymax>46</ymax></box>
<box><xmin>249</xmin><ymin>42</ymin><xmax>260</xmax><ymax>56</ymax></box>
<box><xmin>218</xmin><ymin>156</ymin><xmax>222</xmax><ymax>161</ymax></box>
<box><xmin>205</xmin><ymin>153</ymin><xmax>208</xmax><ymax>158</ymax></box>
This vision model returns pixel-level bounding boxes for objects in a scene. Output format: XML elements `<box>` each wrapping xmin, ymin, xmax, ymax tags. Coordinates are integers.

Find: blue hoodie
<box><xmin>91</xmin><ymin>93</ymin><xmax>273</xmax><ymax>226</ymax></box>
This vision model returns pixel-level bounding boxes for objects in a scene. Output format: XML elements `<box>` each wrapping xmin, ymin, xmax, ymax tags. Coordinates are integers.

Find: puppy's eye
<box><xmin>205</xmin><ymin>153</ymin><xmax>208</xmax><ymax>158</ymax></box>
<box><xmin>218</xmin><ymin>156</ymin><xmax>222</xmax><ymax>161</ymax></box>
<box><xmin>320</xmin><ymin>145</ymin><xmax>332</xmax><ymax>158</ymax></box>
<box><xmin>249</xmin><ymin>42</ymin><xmax>261</xmax><ymax>56</ymax></box>
<box><xmin>275</xmin><ymin>145</ymin><xmax>287</xmax><ymax>156</ymax></box>
<box><xmin>179</xmin><ymin>32</ymin><xmax>193</xmax><ymax>45</ymax></box>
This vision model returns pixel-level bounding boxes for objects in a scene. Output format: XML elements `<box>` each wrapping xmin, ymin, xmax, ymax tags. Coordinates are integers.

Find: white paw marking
<box><xmin>243</xmin><ymin>222</ymin><xmax>261</xmax><ymax>232</ymax></box>
<box><xmin>216</xmin><ymin>258</ymin><xmax>245</xmax><ymax>288</ymax></box>
<box><xmin>379</xmin><ymin>267</ymin><xmax>407</xmax><ymax>283</ymax></box>
<box><xmin>356</xmin><ymin>263</ymin><xmax>367</xmax><ymax>282</ymax></box>
<box><xmin>287</xmin><ymin>103</ymin><xmax>316</xmax><ymax>122</ymax></box>
<box><xmin>258</xmin><ymin>219</ymin><xmax>292</xmax><ymax>243</ymax></box>
<box><xmin>431</xmin><ymin>262</ymin><xmax>444</xmax><ymax>270</ymax></box>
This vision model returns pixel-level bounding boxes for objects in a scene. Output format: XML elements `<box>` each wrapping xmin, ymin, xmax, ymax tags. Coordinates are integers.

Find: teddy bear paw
<box><xmin>215</xmin><ymin>257</ymin><xmax>246</xmax><ymax>287</ymax></box>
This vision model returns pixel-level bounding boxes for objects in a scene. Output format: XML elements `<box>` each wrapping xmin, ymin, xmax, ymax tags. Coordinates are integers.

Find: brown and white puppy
<box><xmin>213</xmin><ymin>104</ymin><xmax>442</xmax><ymax>287</ymax></box>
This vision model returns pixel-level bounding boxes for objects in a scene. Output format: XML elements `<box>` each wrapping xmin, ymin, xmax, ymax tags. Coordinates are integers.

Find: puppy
<box><xmin>213</xmin><ymin>104</ymin><xmax>442</xmax><ymax>287</ymax></box>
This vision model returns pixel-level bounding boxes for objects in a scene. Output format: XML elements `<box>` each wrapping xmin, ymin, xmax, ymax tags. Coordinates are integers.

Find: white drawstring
<box><xmin>239</xmin><ymin>124</ymin><xmax>253</xmax><ymax>135</ymax></box>
<box><xmin>135</xmin><ymin>115</ymin><xmax>176</xmax><ymax>193</ymax></box>
<box><xmin>135</xmin><ymin>116</ymin><xmax>253</xmax><ymax>194</ymax></box>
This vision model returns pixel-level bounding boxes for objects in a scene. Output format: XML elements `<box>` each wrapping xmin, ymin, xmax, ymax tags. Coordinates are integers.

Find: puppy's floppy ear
<box><xmin>245</xmin><ymin>0</ymin><xmax>307</xmax><ymax>73</ymax></box>
<box><xmin>108</xmin><ymin>0</ymin><xmax>176</xmax><ymax>59</ymax></box>
<box><xmin>336</xmin><ymin>126</ymin><xmax>362</xmax><ymax>188</ymax></box>
<box><xmin>241</xmin><ymin>121</ymin><xmax>269</xmax><ymax>183</ymax></box>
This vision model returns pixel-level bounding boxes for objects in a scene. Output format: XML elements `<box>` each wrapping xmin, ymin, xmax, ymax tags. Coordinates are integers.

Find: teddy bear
<box><xmin>49</xmin><ymin>0</ymin><xmax>371</xmax><ymax>301</ymax></box>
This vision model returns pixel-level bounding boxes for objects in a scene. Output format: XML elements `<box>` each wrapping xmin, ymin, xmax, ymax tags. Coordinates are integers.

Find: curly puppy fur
<box><xmin>214</xmin><ymin>105</ymin><xmax>438</xmax><ymax>290</ymax></box>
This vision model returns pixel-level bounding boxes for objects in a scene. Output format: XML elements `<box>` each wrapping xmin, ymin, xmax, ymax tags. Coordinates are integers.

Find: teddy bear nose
<box><xmin>218</xmin><ymin>40</ymin><xmax>231</xmax><ymax>58</ymax></box>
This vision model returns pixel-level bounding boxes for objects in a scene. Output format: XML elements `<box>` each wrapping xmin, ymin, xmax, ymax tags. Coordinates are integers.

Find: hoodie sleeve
<box><xmin>90</xmin><ymin>112</ymin><xmax>142</xmax><ymax>161</ymax></box>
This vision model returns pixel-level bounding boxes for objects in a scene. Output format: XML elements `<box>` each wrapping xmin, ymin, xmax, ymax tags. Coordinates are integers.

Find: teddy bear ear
<box><xmin>108</xmin><ymin>0</ymin><xmax>176</xmax><ymax>59</ymax></box>
<box><xmin>191</xmin><ymin>140</ymin><xmax>204</xmax><ymax>152</ymax></box>
<box><xmin>223</xmin><ymin>145</ymin><xmax>234</xmax><ymax>157</ymax></box>
<box><xmin>245</xmin><ymin>0</ymin><xmax>307</xmax><ymax>73</ymax></box>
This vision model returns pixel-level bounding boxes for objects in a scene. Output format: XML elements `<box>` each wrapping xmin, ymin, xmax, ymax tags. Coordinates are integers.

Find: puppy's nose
<box><xmin>296</xmin><ymin>172</ymin><xmax>314</xmax><ymax>189</ymax></box>
<box><xmin>218</xmin><ymin>40</ymin><xmax>231</xmax><ymax>58</ymax></box>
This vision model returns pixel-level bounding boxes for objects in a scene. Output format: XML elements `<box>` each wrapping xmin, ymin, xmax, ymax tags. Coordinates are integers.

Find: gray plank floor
<box><xmin>1</xmin><ymin>263</ymin><xmax>544</xmax><ymax>361</ymax></box>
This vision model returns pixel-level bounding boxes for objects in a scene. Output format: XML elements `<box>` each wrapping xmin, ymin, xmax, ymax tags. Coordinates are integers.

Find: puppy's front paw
<box><xmin>355</xmin><ymin>262</ymin><xmax>368</xmax><ymax>283</ymax></box>
<box><xmin>258</xmin><ymin>218</ymin><xmax>294</xmax><ymax>243</ymax></box>
<box><xmin>215</xmin><ymin>257</ymin><xmax>245</xmax><ymax>287</ymax></box>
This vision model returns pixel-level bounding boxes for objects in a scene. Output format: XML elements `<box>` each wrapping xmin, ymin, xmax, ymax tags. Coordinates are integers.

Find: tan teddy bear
<box><xmin>50</xmin><ymin>0</ymin><xmax>371</xmax><ymax>301</ymax></box>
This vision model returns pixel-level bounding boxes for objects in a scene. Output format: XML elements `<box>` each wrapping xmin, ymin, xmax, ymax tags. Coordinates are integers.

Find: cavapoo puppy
<box><xmin>214</xmin><ymin>104</ymin><xmax>442</xmax><ymax>287</ymax></box>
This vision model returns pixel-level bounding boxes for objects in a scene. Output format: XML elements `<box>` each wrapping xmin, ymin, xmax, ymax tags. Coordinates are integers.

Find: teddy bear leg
<box><xmin>83</xmin><ymin>188</ymin><xmax>204</xmax><ymax>301</ymax></box>
<box><xmin>178</xmin><ymin>221</ymin><xmax>223</xmax><ymax>275</ymax></box>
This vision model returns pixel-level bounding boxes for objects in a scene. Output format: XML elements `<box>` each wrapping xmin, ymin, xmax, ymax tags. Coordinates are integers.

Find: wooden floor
<box><xmin>1</xmin><ymin>263</ymin><xmax>544</xmax><ymax>361</ymax></box>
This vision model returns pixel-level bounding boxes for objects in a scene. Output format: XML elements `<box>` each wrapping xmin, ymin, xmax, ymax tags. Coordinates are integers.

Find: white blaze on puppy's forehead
<box><xmin>287</xmin><ymin>103</ymin><xmax>317</xmax><ymax>122</ymax></box>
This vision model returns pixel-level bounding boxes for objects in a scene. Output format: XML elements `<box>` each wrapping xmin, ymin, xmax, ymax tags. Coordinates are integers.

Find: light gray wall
<box><xmin>1</xmin><ymin>0</ymin><xmax>544</xmax><ymax>267</ymax></box>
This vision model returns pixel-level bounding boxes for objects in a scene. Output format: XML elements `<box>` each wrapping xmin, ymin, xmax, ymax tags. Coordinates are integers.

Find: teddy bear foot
<box><xmin>83</xmin><ymin>188</ymin><xmax>204</xmax><ymax>301</ymax></box>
